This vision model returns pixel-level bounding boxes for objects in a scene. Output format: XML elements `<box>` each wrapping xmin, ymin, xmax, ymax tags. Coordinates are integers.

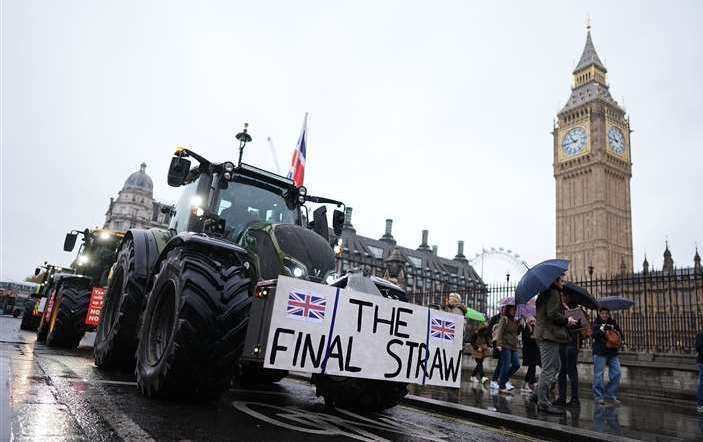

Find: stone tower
<box><xmin>554</xmin><ymin>26</ymin><xmax>633</xmax><ymax>277</ymax></box>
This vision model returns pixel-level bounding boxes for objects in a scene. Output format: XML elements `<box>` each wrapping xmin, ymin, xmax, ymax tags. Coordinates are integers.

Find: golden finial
<box><xmin>586</xmin><ymin>14</ymin><xmax>591</xmax><ymax>31</ymax></box>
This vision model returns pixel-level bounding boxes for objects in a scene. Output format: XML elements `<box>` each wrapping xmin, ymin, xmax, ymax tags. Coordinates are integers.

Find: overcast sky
<box><xmin>2</xmin><ymin>0</ymin><xmax>702</xmax><ymax>283</ymax></box>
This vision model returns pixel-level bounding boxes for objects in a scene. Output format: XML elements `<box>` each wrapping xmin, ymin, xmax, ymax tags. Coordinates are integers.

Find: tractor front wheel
<box><xmin>46</xmin><ymin>286</ymin><xmax>91</xmax><ymax>349</ymax></box>
<box><xmin>94</xmin><ymin>238</ymin><xmax>146</xmax><ymax>370</ymax></box>
<box><xmin>20</xmin><ymin>301</ymin><xmax>39</xmax><ymax>331</ymax></box>
<box><xmin>136</xmin><ymin>248</ymin><xmax>251</xmax><ymax>401</ymax></box>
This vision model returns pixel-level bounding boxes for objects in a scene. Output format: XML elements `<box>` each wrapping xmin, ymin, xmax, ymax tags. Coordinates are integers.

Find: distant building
<box><xmin>104</xmin><ymin>163</ymin><xmax>172</xmax><ymax>231</ymax></box>
<box><xmin>336</xmin><ymin>207</ymin><xmax>487</xmax><ymax>311</ymax></box>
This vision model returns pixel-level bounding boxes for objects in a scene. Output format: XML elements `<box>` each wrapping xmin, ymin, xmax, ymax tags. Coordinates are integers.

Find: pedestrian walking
<box><xmin>494</xmin><ymin>304</ymin><xmax>522</xmax><ymax>395</ymax></box>
<box><xmin>695</xmin><ymin>331</ymin><xmax>703</xmax><ymax>414</ymax></box>
<box><xmin>521</xmin><ymin>316</ymin><xmax>540</xmax><ymax>393</ymax></box>
<box><xmin>591</xmin><ymin>307</ymin><xmax>622</xmax><ymax>406</ymax></box>
<box><xmin>488</xmin><ymin>312</ymin><xmax>503</xmax><ymax>390</ymax></box>
<box><xmin>470</xmin><ymin>323</ymin><xmax>490</xmax><ymax>384</ymax></box>
<box><xmin>532</xmin><ymin>275</ymin><xmax>577</xmax><ymax>415</ymax></box>
<box><xmin>555</xmin><ymin>293</ymin><xmax>582</xmax><ymax>407</ymax></box>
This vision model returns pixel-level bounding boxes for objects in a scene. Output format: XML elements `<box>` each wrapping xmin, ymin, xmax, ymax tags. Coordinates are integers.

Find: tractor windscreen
<box><xmin>217</xmin><ymin>181</ymin><xmax>299</xmax><ymax>240</ymax></box>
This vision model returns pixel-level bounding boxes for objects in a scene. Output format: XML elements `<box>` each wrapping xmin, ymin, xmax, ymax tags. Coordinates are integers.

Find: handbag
<box><xmin>605</xmin><ymin>329</ymin><xmax>622</xmax><ymax>349</ymax></box>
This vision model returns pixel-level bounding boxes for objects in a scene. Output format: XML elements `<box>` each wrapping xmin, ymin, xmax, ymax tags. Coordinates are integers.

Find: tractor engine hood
<box><xmin>243</xmin><ymin>223</ymin><xmax>335</xmax><ymax>283</ymax></box>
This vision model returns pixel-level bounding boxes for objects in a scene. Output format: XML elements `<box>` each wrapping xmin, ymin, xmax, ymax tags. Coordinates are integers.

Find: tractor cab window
<box><xmin>169</xmin><ymin>180</ymin><xmax>199</xmax><ymax>233</ymax></box>
<box><xmin>217</xmin><ymin>181</ymin><xmax>298</xmax><ymax>240</ymax></box>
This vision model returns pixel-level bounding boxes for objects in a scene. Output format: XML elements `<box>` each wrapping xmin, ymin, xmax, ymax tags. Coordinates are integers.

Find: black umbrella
<box><xmin>563</xmin><ymin>282</ymin><xmax>598</xmax><ymax>310</ymax></box>
<box><xmin>597</xmin><ymin>296</ymin><xmax>635</xmax><ymax>311</ymax></box>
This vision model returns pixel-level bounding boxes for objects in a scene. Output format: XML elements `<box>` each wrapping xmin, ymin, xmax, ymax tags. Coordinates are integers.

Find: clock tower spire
<box><xmin>553</xmin><ymin>25</ymin><xmax>634</xmax><ymax>277</ymax></box>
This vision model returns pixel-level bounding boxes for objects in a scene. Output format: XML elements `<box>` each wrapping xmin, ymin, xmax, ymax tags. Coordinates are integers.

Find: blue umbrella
<box><xmin>515</xmin><ymin>259</ymin><xmax>569</xmax><ymax>304</ymax></box>
<box><xmin>597</xmin><ymin>296</ymin><xmax>634</xmax><ymax>311</ymax></box>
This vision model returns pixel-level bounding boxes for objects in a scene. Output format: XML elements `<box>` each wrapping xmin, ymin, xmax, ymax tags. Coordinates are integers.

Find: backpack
<box><xmin>605</xmin><ymin>329</ymin><xmax>622</xmax><ymax>349</ymax></box>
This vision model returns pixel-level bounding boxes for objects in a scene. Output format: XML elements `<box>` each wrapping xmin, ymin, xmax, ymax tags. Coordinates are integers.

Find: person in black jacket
<box><xmin>696</xmin><ymin>331</ymin><xmax>703</xmax><ymax>414</ymax></box>
<box><xmin>521</xmin><ymin>316</ymin><xmax>540</xmax><ymax>392</ymax></box>
<box><xmin>591</xmin><ymin>307</ymin><xmax>622</xmax><ymax>405</ymax></box>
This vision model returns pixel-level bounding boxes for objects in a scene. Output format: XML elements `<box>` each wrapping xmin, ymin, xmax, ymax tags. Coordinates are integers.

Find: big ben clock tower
<box><xmin>554</xmin><ymin>25</ymin><xmax>634</xmax><ymax>277</ymax></box>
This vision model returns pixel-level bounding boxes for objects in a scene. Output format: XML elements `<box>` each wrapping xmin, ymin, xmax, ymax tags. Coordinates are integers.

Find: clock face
<box><xmin>561</xmin><ymin>127</ymin><xmax>588</xmax><ymax>157</ymax></box>
<box><xmin>608</xmin><ymin>127</ymin><xmax>626</xmax><ymax>156</ymax></box>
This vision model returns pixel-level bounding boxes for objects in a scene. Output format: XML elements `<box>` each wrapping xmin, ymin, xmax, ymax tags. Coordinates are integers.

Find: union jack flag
<box><xmin>287</xmin><ymin>113</ymin><xmax>307</xmax><ymax>187</ymax></box>
<box><xmin>286</xmin><ymin>291</ymin><xmax>326</xmax><ymax>322</ymax></box>
<box><xmin>430</xmin><ymin>317</ymin><xmax>455</xmax><ymax>342</ymax></box>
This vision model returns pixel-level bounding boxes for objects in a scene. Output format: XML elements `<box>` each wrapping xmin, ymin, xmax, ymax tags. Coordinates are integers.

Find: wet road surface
<box><xmin>0</xmin><ymin>315</ymin><xmax>533</xmax><ymax>441</ymax></box>
<box><xmin>411</xmin><ymin>372</ymin><xmax>703</xmax><ymax>441</ymax></box>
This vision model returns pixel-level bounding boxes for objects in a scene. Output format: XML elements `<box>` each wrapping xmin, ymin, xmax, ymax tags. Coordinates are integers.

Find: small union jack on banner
<box><xmin>430</xmin><ymin>317</ymin><xmax>455</xmax><ymax>342</ymax></box>
<box><xmin>287</xmin><ymin>291</ymin><xmax>326</xmax><ymax>322</ymax></box>
<box><xmin>287</xmin><ymin>113</ymin><xmax>307</xmax><ymax>187</ymax></box>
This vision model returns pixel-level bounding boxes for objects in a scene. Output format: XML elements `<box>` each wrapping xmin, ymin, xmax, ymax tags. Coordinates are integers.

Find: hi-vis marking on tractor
<box><xmin>85</xmin><ymin>287</ymin><xmax>106</xmax><ymax>326</ymax></box>
<box><xmin>264</xmin><ymin>276</ymin><xmax>464</xmax><ymax>388</ymax></box>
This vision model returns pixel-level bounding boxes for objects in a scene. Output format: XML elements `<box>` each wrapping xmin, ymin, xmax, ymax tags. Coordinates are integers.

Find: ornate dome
<box><xmin>123</xmin><ymin>162</ymin><xmax>153</xmax><ymax>193</ymax></box>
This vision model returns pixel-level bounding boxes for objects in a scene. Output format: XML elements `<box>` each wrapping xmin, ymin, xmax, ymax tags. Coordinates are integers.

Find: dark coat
<box><xmin>591</xmin><ymin>316</ymin><xmax>622</xmax><ymax>358</ymax></box>
<box><xmin>534</xmin><ymin>288</ymin><xmax>569</xmax><ymax>343</ymax></box>
<box><xmin>695</xmin><ymin>331</ymin><xmax>703</xmax><ymax>364</ymax></box>
<box><xmin>521</xmin><ymin>325</ymin><xmax>541</xmax><ymax>366</ymax></box>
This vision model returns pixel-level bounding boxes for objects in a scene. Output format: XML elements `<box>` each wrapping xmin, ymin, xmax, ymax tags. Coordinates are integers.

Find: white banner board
<box><xmin>263</xmin><ymin>276</ymin><xmax>463</xmax><ymax>388</ymax></box>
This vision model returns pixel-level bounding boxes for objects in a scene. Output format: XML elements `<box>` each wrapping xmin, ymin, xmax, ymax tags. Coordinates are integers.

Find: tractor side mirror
<box><xmin>34</xmin><ymin>267</ymin><xmax>41</xmax><ymax>276</ymax></box>
<box><xmin>310</xmin><ymin>206</ymin><xmax>329</xmax><ymax>242</ymax></box>
<box><xmin>64</xmin><ymin>233</ymin><xmax>78</xmax><ymax>252</ymax></box>
<box><xmin>332</xmin><ymin>209</ymin><xmax>345</xmax><ymax>236</ymax></box>
<box><xmin>168</xmin><ymin>157</ymin><xmax>191</xmax><ymax>187</ymax></box>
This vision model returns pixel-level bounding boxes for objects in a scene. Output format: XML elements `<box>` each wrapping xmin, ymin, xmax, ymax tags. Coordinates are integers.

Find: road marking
<box><xmin>34</xmin><ymin>357</ymin><xmax>154</xmax><ymax>441</ymax></box>
<box><xmin>77</xmin><ymin>381</ymin><xmax>156</xmax><ymax>442</ymax></box>
<box><xmin>66</xmin><ymin>378</ymin><xmax>138</xmax><ymax>386</ymax></box>
<box><xmin>232</xmin><ymin>401</ymin><xmax>448</xmax><ymax>442</ymax></box>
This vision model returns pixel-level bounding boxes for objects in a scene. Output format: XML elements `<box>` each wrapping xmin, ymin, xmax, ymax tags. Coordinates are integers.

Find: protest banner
<box><xmin>264</xmin><ymin>276</ymin><xmax>463</xmax><ymax>388</ymax></box>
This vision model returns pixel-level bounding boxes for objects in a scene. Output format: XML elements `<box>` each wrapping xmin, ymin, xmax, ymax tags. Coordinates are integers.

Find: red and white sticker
<box><xmin>85</xmin><ymin>287</ymin><xmax>106</xmax><ymax>326</ymax></box>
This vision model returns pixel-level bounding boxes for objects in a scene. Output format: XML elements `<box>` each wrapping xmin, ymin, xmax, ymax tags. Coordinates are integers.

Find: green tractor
<box><xmin>34</xmin><ymin>229</ymin><xmax>124</xmax><ymax>348</ymax></box>
<box><xmin>95</xmin><ymin>127</ymin><xmax>409</xmax><ymax>409</ymax></box>
<box><xmin>20</xmin><ymin>263</ymin><xmax>73</xmax><ymax>332</ymax></box>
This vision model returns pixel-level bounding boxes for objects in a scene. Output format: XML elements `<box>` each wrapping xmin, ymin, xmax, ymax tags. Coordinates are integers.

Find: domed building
<box><xmin>104</xmin><ymin>163</ymin><xmax>172</xmax><ymax>231</ymax></box>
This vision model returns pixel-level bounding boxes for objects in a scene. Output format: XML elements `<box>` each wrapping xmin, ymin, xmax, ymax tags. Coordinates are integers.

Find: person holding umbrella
<box><xmin>591</xmin><ymin>306</ymin><xmax>623</xmax><ymax>405</ymax></box>
<box><xmin>515</xmin><ymin>259</ymin><xmax>576</xmax><ymax>414</ymax></box>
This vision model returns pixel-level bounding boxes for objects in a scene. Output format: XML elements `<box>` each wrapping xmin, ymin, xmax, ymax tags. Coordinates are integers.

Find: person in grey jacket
<box><xmin>531</xmin><ymin>275</ymin><xmax>577</xmax><ymax>415</ymax></box>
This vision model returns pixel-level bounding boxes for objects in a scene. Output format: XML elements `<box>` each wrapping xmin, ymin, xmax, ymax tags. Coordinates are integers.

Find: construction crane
<box><xmin>267</xmin><ymin>137</ymin><xmax>283</xmax><ymax>175</ymax></box>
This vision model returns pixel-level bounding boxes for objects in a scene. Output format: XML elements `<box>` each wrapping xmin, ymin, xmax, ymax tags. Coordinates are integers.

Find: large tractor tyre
<box><xmin>94</xmin><ymin>238</ymin><xmax>147</xmax><ymax>371</ymax></box>
<box><xmin>237</xmin><ymin>362</ymin><xmax>288</xmax><ymax>387</ymax></box>
<box><xmin>36</xmin><ymin>308</ymin><xmax>50</xmax><ymax>343</ymax></box>
<box><xmin>20</xmin><ymin>302</ymin><xmax>39</xmax><ymax>331</ymax></box>
<box><xmin>46</xmin><ymin>287</ymin><xmax>91</xmax><ymax>349</ymax></box>
<box><xmin>136</xmin><ymin>248</ymin><xmax>251</xmax><ymax>401</ymax></box>
<box><xmin>312</xmin><ymin>374</ymin><xmax>408</xmax><ymax>412</ymax></box>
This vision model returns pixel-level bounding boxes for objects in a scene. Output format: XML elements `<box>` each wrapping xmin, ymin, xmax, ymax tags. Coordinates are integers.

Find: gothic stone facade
<box><xmin>554</xmin><ymin>28</ymin><xmax>633</xmax><ymax>277</ymax></box>
<box><xmin>336</xmin><ymin>208</ymin><xmax>487</xmax><ymax>312</ymax></box>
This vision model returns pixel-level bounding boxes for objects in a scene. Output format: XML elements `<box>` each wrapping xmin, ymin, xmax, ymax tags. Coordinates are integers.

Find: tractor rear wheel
<box><xmin>136</xmin><ymin>248</ymin><xmax>251</xmax><ymax>401</ymax></box>
<box><xmin>20</xmin><ymin>301</ymin><xmax>39</xmax><ymax>331</ymax></box>
<box><xmin>312</xmin><ymin>374</ymin><xmax>408</xmax><ymax>411</ymax></box>
<box><xmin>94</xmin><ymin>238</ymin><xmax>146</xmax><ymax>370</ymax></box>
<box><xmin>46</xmin><ymin>286</ymin><xmax>91</xmax><ymax>349</ymax></box>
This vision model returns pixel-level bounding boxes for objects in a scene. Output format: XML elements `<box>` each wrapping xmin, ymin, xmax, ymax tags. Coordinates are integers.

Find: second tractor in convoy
<box><xmin>33</xmin><ymin>229</ymin><xmax>123</xmax><ymax>348</ymax></box>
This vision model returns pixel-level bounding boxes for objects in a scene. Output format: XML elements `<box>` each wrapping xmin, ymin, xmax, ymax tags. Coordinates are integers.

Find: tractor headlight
<box><xmin>223</xmin><ymin>162</ymin><xmax>235</xmax><ymax>173</ymax></box>
<box><xmin>298</xmin><ymin>186</ymin><xmax>307</xmax><ymax>196</ymax></box>
<box><xmin>98</xmin><ymin>231</ymin><xmax>111</xmax><ymax>240</ymax></box>
<box><xmin>325</xmin><ymin>273</ymin><xmax>337</xmax><ymax>285</ymax></box>
<box><xmin>190</xmin><ymin>195</ymin><xmax>204</xmax><ymax>208</ymax></box>
<box><xmin>78</xmin><ymin>255</ymin><xmax>90</xmax><ymax>265</ymax></box>
<box><xmin>283</xmin><ymin>258</ymin><xmax>307</xmax><ymax>279</ymax></box>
